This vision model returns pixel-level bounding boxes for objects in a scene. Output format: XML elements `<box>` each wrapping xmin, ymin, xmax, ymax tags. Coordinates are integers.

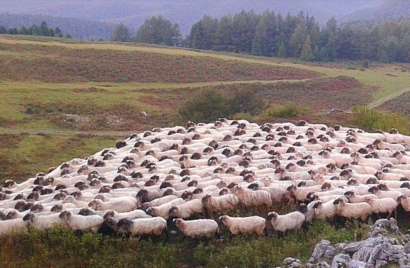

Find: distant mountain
<box><xmin>0</xmin><ymin>13</ymin><xmax>115</xmax><ymax>40</ymax></box>
<box><xmin>340</xmin><ymin>0</ymin><xmax>410</xmax><ymax>22</ymax></box>
<box><xmin>0</xmin><ymin>0</ymin><xmax>389</xmax><ymax>37</ymax></box>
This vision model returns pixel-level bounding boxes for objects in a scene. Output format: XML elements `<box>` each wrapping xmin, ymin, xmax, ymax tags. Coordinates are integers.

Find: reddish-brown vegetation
<box><xmin>0</xmin><ymin>42</ymin><xmax>320</xmax><ymax>83</ymax></box>
<box><xmin>378</xmin><ymin>91</ymin><xmax>410</xmax><ymax>117</ymax></box>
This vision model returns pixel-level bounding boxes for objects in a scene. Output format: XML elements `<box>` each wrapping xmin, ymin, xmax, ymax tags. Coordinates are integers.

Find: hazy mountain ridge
<box><xmin>340</xmin><ymin>0</ymin><xmax>410</xmax><ymax>22</ymax></box>
<box><xmin>0</xmin><ymin>13</ymin><xmax>115</xmax><ymax>40</ymax></box>
<box><xmin>0</xmin><ymin>0</ymin><xmax>390</xmax><ymax>37</ymax></box>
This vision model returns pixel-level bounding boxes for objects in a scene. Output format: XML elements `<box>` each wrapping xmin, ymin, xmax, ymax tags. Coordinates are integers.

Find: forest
<box><xmin>118</xmin><ymin>11</ymin><xmax>410</xmax><ymax>63</ymax></box>
<box><xmin>0</xmin><ymin>21</ymin><xmax>70</xmax><ymax>38</ymax></box>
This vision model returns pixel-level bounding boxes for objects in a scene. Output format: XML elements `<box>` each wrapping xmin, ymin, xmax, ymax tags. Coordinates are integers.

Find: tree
<box><xmin>111</xmin><ymin>24</ymin><xmax>132</xmax><ymax>42</ymax></box>
<box><xmin>0</xmin><ymin>25</ymin><xmax>6</xmax><ymax>34</ymax></box>
<box><xmin>213</xmin><ymin>15</ymin><xmax>233</xmax><ymax>51</ymax></box>
<box><xmin>277</xmin><ymin>41</ymin><xmax>287</xmax><ymax>58</ymax></box>
<box><xmin>55</xmin><ymin>27</ymin><xmax>63</xmax><ymax>38</ymax></box>
<box><xmin>300</xmin><ymin>35</ymin><xmax>314</xmax><ymax>61</ymax></box>
<box><xmin>251</xmin><ymin>31</ymin><xmax>263</xmax><ymax>56</ymax></box>
<box><xmin>289</xmin><ymin>21</ymin><xmax>307</xmax><ymax>57</ymax></box>
<box><xmin>40</xmin><ymin>21</ymin><xmax>50</xmax><ymax>36</ymax></box>
<box><xmin>135</xmin><ymin>16</ymin><xmax>179</xmax><ymax>46</ymax></box>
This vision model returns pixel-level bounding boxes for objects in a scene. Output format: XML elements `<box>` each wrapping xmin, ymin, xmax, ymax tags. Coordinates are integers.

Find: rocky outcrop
<box><xmin>304</xmin><ymin>218</ymin><xmax>410</xmax><ymax>268</ymax></box>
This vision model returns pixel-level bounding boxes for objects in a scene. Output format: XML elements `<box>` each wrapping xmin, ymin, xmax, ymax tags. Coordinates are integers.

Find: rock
<box><xmin>348</xmin><ymin>260</ymin><xmax>368</xmax><ymax>268</ymax></box>
<box><xmin>404</xmin><ymin>241</ymin><xmax>410</xmax><ymax>254</ymax></box>
<box><xmin>375</xmin><ymin>260</ymin><xmax>387</xmax><ymax>268</ymax></box>
<box><xmin>283</xmin><ymin>257</ymin><xmax>301</xmax><ymax>268</ymax></box>
<box><xmin>344</xmin><ymin>241</ymin><xmax>363</xmax><ymax>254</ymax></box>
<box><xmin>331</xmin><ymin>254</ymin><xmax>351</xmax><ymax>268</ymax></box>
<box><xmin>309</xmin><ymin>240</ymin><xmax>337</xmax><ymax>263</ymax></box>
<box><xmin>317</xmin><ymin>261</ymin><xmax>330</xmax><ymax>268</ymax></box>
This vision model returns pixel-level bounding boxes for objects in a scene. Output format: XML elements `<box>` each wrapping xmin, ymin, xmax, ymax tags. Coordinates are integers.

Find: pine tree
<box><xmin>251</xmin><ymin>32</ymin><xmax>263</xmax><ymax>56</ymax></box>
<box><xmin>111</xmin><ymin>24</ymin><xmax>131</xmax><ymax>42</ymax></box>
<box><xmin>277</xmin><ymin>41</ymin><xmax>287</xmax><ymax>58</ymax></box>
<box><xmin>300</xmin><ymin>35</ymin><xmax>314</xmax><ymax>61</ymax></box>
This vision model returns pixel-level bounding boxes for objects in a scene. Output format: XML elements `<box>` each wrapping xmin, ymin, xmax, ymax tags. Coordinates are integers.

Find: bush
<box><xmin>260</xmin><ymin>103</ymin><xmax>308</xmax><ymax>119</ymax></box>
<box><xmin>349</xmin><ymin>106</ymin><xmax>410</xmax><ymax>135</ymax></box>
<box><xmin>178</xmin><ymin>88</ymin><xmax>265</xmax><ymax>123</ymax></box>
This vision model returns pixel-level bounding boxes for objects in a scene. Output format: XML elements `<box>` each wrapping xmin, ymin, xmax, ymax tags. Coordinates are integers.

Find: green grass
<box><xmin>0</xmin><ymin>133</ymin><xmax>118</xmax><ymax>183</ymax></box>
<box><xmin>0</xmin><ymin>217</ymin><xmax>371</xmax><ymax>268</ymax></box>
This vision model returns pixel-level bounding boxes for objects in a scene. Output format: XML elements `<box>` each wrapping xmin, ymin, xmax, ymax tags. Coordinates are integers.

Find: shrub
<box><xmin>178</xmin><ymin>88</ymin><xmax>265</xmax><ymax>123</ymax></box>
<box><xmin>261</xmin><ymin>103</ymin><xmax>308</xmax><ymax>119</ymax></box>
<box><xmin>349</xmin><ymin>106</ymin><xmax>410</xmax><ymax>135</ymax></box>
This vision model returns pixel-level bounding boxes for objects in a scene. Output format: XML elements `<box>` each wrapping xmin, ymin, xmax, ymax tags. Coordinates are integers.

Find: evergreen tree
<box><xmin>111</xmin><ymin>24</ymin><xmax>132</xmax><ymax>42</ymax></box>
<box><xmin>289</xmin><ymin>21</ymin><xmax>307</xmax><ymax>57</ymax></box>
<box><xmin>251</xmin><ymin>32</ymin><xmax>263</xmax><ymax>56</ymax></box>
<box><xmin>277</xmin><ymin>41</ymin><xmax>287</xmax><ymax>58</ymax></box>
<box><xmin>213</xmin><ymin>15</ymin><xmax>233</xmax><ymax>51</ymax></box>
<box><xmin>135</xmin><ymin>16</ymin><xmax>178</xmax><ymax>46</ymax></box>
<box><xmin>379</xmin><ymin>51</ymin><xmax>390</xmax><ymax>63</ymax></box>
<box><xmin>300</xmin><ymin>35</ymin><xmax>314</xmax><ymax>61</ymax></box>
<box><xmin>40</xmin><ymin>21</ymin><xmax>50</xmax><ymax>36</ymax></box>
<box><xmin>0</xmin><ymin>25</ymin><xmax>6</xmax><ymax>34</ymax></box>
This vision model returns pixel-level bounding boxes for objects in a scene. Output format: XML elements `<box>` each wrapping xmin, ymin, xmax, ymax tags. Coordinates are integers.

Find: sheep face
<box><xmin>117</xmin><ymin>218</ymin><xmax>133</xmax><ymax>234</ymax></box>
<box><xmin>59</xmin><ymin>211</ymin><xmax>72</xmax><ymax>221</ymax></box>
<box><xmin>88</xmin><ymin>200</ymin><xmax>101</xmax><ymax>210</ymax></box>
<box><xmin>267</xmin><ymin>212</ymin><xmax>278</xmax><ymax>221</ymax></box>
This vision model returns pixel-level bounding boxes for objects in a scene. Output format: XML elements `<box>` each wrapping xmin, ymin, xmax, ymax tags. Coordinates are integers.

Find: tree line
<box><xmin>118</xmin><ymin>11</ymin><xmax>410</xmax><ymax>63</ymax></box>
<box><xmin>0</xmin><ymin>21</ymin><xmax>71</xmax><ymax>38</ymax></box>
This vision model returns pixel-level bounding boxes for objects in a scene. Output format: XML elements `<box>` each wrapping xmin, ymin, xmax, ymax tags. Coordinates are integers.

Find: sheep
<box><xmin>312</xmin><ymin>200</ymin><xmax>337</xmax><ymax>221</ymax></box>
<box><xmin>397</xmin><ymin>195</ymin><xmax>410</xmax><ymax>211</ymax></box>
<box><xmin>174</xmin><ymin>218</ymin><xmax>219</xmax><ymax>239</ymax></box>
<box><xmin>219</xmin><ymin>215</ymin><xmax>266</xmax><ymax>236</ymax></box>
<box><xmin>343</xmin><ymin>191</ymin><xmax>378</xmax><ymax>203</ymax></box>
<box><xmin>168</xmin><ymin>199</ymin><xmax>204</xmax><ymax>219</ymax></box>
<box><xmin>117</xmin><ymin>217</ymin><xmax>167</xmax><ymax>236</ymax></box>
<box><xmin>23</xmin><ymin>212</ymin><xmax>67</xmax><ymax>230</ymax></box>
<box><xmin>59</xmin><ymin>211</ymin><xmax>104</xmax><ymax>232</ymax></box>
<box><xmin>364</xmin><ymin>197</ymin><xmax>397</xmax><ymax>218</ymax></box>
<box><xmin>88</xmin><ymin>197</ymin><xmax>137</xmax><ymax>213</ymax></box>
<box><xmin>103</xmin><ymin>210</ymin><xmax>152</xmax><ymax>220</ymax></box>
<box><xmin>201</xmin><ymin>194</ymin><xmax>239</xmax><ymax>218</ymax></box>
<box><xmin>146</xmin><ymin>198</ymin><xmax>186</xmax><ymax>219</ymax></box>
<box><xmin>267</xmin><ymin>209</ymin><xmax>306</xmax><ymax>234</ymax></box>
<box><xmin>0</xmin><ymin>218</ymin><xmax>28</xmax><ymax>235</ymax></box>
<box><xmin>139</xmin><ymin>195</ymin><xmax>179</xmax><ymax>210</ymax></box>
<box><xmin>230</xmin><ymin>185</ymin><xmax>271</xmax><ymax>208</ymax></box>
<box><xmin>332</xmin><ymin>198</ymin><xmax>371</xmax><ymax>222</ymax></box>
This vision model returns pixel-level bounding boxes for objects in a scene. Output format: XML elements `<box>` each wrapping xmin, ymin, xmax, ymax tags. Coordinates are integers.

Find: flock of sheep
<box><xmin>2</xmin><ymin>118</ymin><xmax>410</xmax><ymax>240</ymax></box>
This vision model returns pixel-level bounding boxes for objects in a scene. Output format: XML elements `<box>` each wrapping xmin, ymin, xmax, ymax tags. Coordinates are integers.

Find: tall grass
<box><xmin>349</xmin><ymin>106</ymin><xmax>410</xmax><ymax>135</ymax></box>
<box><xmin>0</xmin><ymin>220</ymin><xmax>370</xmax><ymax>268</ymax></box>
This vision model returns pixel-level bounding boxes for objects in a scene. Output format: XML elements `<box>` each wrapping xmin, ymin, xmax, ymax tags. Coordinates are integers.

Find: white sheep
<box><xmin>267</xmin><ymin>210</ymin><xmax>305</xmax><ymax>233</ymax></box>
<box><xmin>88</xmin><ymin>197</ymin><xmax>137</xmax><ymax>213</ymax></box>
<box><xmin>313</xmin><ymin>200</ymin><xmax>337</xmax><ymax>221</ymax></box>
<box><xmin>117</xmin><ymin>217</ymin><xmax>167</xmax><ymax>236</ymax></box>
<box><xmin>333</xmin><ymin>198</ymin><xmax>371</xmax><ymax>222</ymax></box>
<box><xmin>364</xmin><ymin>197</ymin><xmax>397</xmax><ymax>218</ymax></box>
<box><xmin>219</xmin><ymin>215</ymin><xmax>266</xmax><ymax>236</ymax></box>
<box><xmin>59</xmin><ymin>211</ymin><xmax>104</xmax><ymax>232</ymax></box>
<box><xmin>23</xmin><ymin>212</ymin><xmax>67</xmax><ymax>230</ymax></box>
<box><xmin>174</xmin><ymin>218</ymin><xmax>219</xmax><ymax>239</ymax></box>
<box><xmin>168</xmin><ymin>199</ymin><xmax>204</xmax><ymax>219</ymax></box>
<box><xmin>201</xmin><ymin>194</ymin><xmax>239</xmax><ymax>218</ymax></box>
<box><xmin>230</xmin><ymin>186</ymin><xmax>271</xmax><ymax>208</ymax></box>
<box><xmin>146</xmin><ymin>198</ymin><xmax>186</xmax><ymax>219</ymax></box>
<box><xmin>103</xmin><ymin>210</ymin><xmax>152</xmax><ymax>220</ymax></box>
<box><xmin>0</xmin><ymin>218</ymin><xmax>28</xmax><ymax>235</ymax></box>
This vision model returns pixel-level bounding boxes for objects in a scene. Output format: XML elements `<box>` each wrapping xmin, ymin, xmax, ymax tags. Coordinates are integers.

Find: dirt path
<box><xmin>367</xmin><ymin>87</ymin><xmax>410</xmax><ymax>109</ymax></box>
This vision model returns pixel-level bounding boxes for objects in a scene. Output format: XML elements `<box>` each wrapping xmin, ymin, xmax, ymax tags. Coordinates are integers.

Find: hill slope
<box><xmin>341</xmin><ymin>0</ymin><xmax>410</xmax><ymax>22</ymax></box>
